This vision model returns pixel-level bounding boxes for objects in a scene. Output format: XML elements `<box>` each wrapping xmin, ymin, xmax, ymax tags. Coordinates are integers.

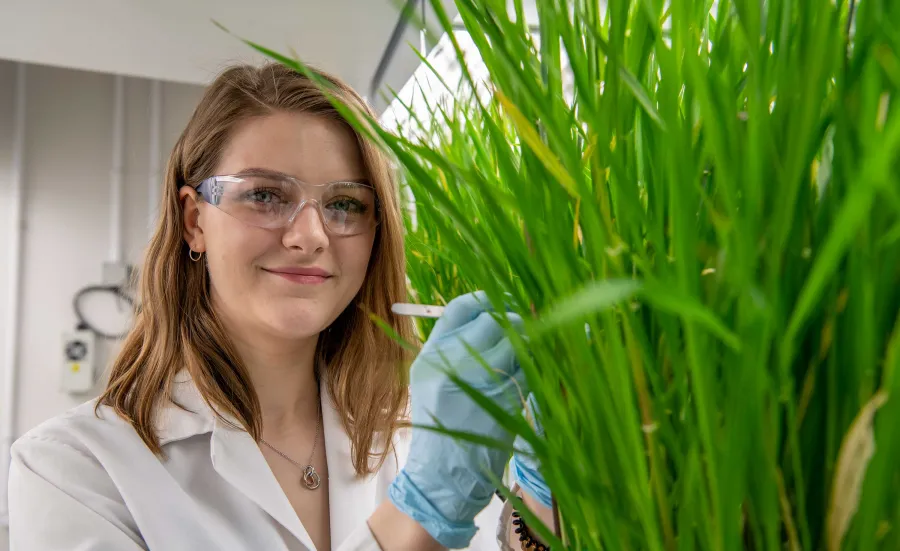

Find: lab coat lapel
<box><xmin>323</xmin><ymin>386</ymin><xmax>382</xmax><ymax>548</ymax></box>
<box><xmin>163</xmin><ymin>372</ymin><xmax>384</xmax><ymax>549</ymax></box>
<box><xmin>211</xmin><ymin>417</ymin><xmax>317</xmax><ymax>550</ymax></box>
<box><xmin>156</xmin><ymin>374</ymin><xmax>215</xmax><ymax>446</ymax></box>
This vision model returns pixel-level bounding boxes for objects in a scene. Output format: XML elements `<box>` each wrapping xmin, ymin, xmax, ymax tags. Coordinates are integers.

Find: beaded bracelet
<box><xmin>511</xmin><ymin>510</ymin><xmax>550</xmax><ymax>551</ymax></box>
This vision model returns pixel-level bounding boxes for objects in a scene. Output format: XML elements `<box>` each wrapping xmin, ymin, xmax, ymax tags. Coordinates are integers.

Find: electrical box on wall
<box><xmin>62</xmin><ymin>329</ymin><xmax>96</xmax><ymax>394</ymax></box>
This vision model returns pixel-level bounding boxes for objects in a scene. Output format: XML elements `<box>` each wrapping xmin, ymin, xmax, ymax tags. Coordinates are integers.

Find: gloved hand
<box><xmin>389</xmin><ymin>291</ymin><xmax>527</xmax><ymax>549</ymax></box>
<box><xmin>510</xmin><ymin>393</ymin><xmax>553</xmax><ymax>509</ymax></box>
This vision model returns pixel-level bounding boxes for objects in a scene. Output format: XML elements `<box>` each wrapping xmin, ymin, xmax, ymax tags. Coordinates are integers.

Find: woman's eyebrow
<box><xmin>235</xmin><ymin>167</ymin><xmax>372</xmax><ymax>186</ymax></box>
<box><xmin>234</xmin><ymin>167</ymin><xmax>293</xmax><ymax>179</ymax></box>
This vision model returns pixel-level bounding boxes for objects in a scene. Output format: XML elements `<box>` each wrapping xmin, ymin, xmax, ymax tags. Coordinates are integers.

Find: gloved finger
<box><xmin>429</xmin><ymin>291</ymin><xmax>490</xmax><ymax>339</ymax></box>
<box><xmin>437</xmin><ymin>310</ymin><xmax>525</xmax><ymax>353</ymax></box>
<box><xmin>430</xmin><ymin>291</ymin><xmax>524</xmax><ymax>338</ymax></box>
<box><xmin>464</xmin><ymin>335</ymin><xmax>527</xmax><ymax>391</ymax></box>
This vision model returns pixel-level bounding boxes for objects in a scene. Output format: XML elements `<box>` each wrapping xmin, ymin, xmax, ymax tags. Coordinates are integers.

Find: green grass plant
<box><xmin>233</xmin><ymin>0</ymin><xmax>900</xmax><ymax>547</ymax></box>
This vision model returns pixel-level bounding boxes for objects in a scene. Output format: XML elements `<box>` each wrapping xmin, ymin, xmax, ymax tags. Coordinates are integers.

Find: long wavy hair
<box><xmin>97</xmin><ymin>63</ymin><xmax>413</xmax><ymax>476</ymax></box>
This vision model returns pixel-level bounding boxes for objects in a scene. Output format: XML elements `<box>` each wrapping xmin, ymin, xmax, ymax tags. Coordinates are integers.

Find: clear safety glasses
<box><xmin>195</xmin><ymin>170</ymin><xmax>380</xmax><ymax>236</ymax></box>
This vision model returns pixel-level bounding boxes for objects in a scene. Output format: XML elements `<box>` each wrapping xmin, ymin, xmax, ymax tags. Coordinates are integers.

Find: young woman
<box><xmin>8</xmin><ymin>63</ymin><xmax>552</xmax><ymax>550</ymax></box>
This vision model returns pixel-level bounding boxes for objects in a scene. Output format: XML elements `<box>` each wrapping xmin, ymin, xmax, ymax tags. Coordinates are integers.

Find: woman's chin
<box><xmin>262</xmin><ymin>312</ymin><xmax>333</xmax><ymax>341</ymax></box>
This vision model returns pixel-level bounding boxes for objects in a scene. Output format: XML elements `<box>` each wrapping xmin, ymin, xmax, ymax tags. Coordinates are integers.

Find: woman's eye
<box><xmin>245</xmin><ymin>189</ymin><xmax>282</xmax><ymax>204</ymax></box>
<box><xmin>328</xmin><ymin>198</ymin><xmax>367</xmax><ymax>213</ymax></box>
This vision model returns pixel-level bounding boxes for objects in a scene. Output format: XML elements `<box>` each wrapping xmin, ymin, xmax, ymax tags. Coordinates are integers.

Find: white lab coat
<box><xmin>7</xmin><ymin>371</ymin><xmax>504</xmax><ymax>550</ymax></box>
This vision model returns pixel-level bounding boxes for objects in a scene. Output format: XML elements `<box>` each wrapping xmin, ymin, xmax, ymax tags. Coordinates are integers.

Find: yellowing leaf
<box><xmin>827</xmin><ymin>391</ymin><xmax>889</xmax><ymax>551</ymax></box>
<box><xmin>496</xmin><ymin>92</ymin><xmax>580</xmax><ymax>197</ymax></box>
<box><xmin>573</xmin><ymin>198</ymin><xmax>582</xmax><ymax>248</ymax></box>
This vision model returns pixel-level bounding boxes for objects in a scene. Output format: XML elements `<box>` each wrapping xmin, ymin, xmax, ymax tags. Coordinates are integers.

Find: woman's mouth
<box><xmin>263</xmin><ymin>266</ymin><xmax>333</xmax><ymax>285</ymax></box>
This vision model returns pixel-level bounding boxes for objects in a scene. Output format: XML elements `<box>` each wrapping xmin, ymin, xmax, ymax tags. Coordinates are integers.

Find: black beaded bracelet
<box><xmin>511</xmin><ymin>510</ymin><xmax>550</xmax><ymax>551</ymax></box>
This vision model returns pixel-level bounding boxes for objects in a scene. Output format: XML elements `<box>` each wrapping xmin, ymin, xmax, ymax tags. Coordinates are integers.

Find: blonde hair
<box><xmin>98</xmin><ymin>63</ymin><xmax>413</xmax><ymax>476</ymax></box>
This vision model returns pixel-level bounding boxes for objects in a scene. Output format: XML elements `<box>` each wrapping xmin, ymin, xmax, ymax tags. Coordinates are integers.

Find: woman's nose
<box><xmin>281</xmin><ymin>201</ymin><xmax>329</xmax><ymax>251</ymax></box>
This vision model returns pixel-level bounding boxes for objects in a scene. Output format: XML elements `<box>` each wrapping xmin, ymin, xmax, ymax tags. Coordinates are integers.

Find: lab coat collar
<box><xmin>155</xmin><ymin>370</ymin><xmax>381</xmax><ymax>550</ymax></box>
<box><xmin>156</xmin><ymin>370</ymin><xmax>215</xmax><ymax>446</ymax></box>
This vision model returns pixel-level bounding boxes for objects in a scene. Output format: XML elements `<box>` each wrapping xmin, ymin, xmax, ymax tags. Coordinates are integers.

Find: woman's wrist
<box><xmin>368</xmin><ymin>499</ymin><xmax>445</xmax><ymax>551</ymax></box>
<box><xmin>519</xmin><ymin>488</ymin><xmax>555</xmax><ymax>535</ymax></box>
<box><xmin>386</xmin><ymin>470</ymin><xmax>480</xmax><ymax>548</ymax></box>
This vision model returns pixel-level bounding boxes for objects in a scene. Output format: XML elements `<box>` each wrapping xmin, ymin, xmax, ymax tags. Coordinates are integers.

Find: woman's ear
<box><xmin>179</xmin><ymin>186</ymin><xmax>206</xmax><ymax>253</ymax></box>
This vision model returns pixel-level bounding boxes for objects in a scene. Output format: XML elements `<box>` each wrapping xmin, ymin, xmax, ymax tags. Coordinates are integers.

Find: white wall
<box><xmin>0</xmin><ymin>59</ymin><xmax>12</xmax><ymax>551</ymax></box>
<box><xmin>0</xmin><ymin>60</ymin><xmax>204</xmax><ymax>544</ymax></box>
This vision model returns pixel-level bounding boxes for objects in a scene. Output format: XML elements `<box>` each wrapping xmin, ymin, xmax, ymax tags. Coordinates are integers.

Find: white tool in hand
<box><xmin>391</xmin><ymin>303</ymin><xmax>446</xmax><ymax>318</ymax></box>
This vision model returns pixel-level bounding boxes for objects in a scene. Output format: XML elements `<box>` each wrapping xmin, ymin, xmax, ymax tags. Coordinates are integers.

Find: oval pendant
<box><xmin>302</xmin><ymin>465</ymin><xmax>321</xmax><ymax>490</ymax></box>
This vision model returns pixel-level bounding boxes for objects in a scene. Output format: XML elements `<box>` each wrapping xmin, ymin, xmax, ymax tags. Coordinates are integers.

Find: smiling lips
<box><xmin>264</xmin><ymin>266</ymin><xmax>333</xmax><ymax>285</ymax></box>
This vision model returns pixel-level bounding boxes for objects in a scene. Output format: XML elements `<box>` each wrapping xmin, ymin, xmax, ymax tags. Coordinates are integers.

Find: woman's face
<box><xmin>180</xmin><ymin>111</ymin><xmax>376</xmax><ymax>342</ymax></box>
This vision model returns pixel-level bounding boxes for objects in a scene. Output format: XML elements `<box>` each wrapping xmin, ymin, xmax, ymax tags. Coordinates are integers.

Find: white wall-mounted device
<box><xmin>62</xmin><ymin>329</ymin><xmax>96</xmax><ymax>394</ymax></box>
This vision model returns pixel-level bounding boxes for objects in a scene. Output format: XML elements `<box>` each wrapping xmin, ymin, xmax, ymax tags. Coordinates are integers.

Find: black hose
<box><xmin>72</xmin><ymin>284</ymin><xmax>134</xmax><ymax>340</ymax></box>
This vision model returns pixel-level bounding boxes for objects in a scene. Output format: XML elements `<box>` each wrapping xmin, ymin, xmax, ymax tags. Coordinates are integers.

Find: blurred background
<box><xmin>0</xmin><ymin>1</ymin><xmax>515</xmax><ymax>546</ymax></box>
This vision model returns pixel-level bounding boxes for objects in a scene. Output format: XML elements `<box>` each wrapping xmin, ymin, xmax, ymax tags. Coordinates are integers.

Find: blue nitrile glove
<box><xmin>510</xmin><ymin>393</ymin><xmax>553</xmax><ymax>509</ymax></box>
<box><xmin>389</xmin><ymin>291</ymin><xmax>527</xmax><ymax>549</ymax></box>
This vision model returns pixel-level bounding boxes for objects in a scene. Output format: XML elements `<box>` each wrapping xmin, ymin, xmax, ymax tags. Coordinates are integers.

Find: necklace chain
<box><xmin>260</xmin><ymin>399</ymin><xmax>322</xmax><ymax>490</ymax></box>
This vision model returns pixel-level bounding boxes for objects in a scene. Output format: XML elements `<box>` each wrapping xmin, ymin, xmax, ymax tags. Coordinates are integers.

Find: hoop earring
<box><xmin>189</xmin><ymin>249</ymin><xmax>203</xmax><ymax>262</ymax></box>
